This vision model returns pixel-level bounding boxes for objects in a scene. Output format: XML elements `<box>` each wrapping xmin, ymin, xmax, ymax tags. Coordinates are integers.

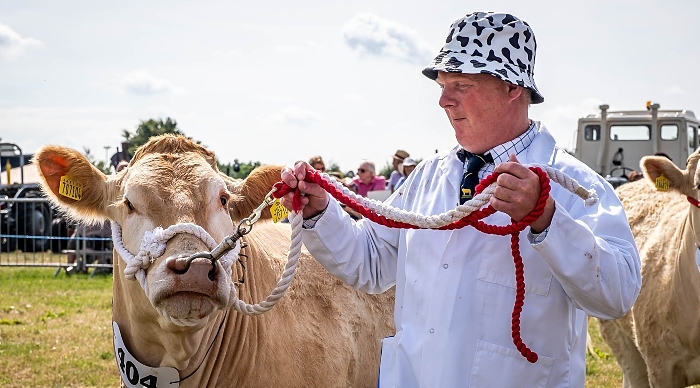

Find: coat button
<box><xmin>443</xmin><ymin>264</ymin><xmax>449</xmax><ymax>269</ymax></box>
<box><xmin>429</xmin><ymin>328</ymin><xmax>434</xmax><ymax>334</ymax></box>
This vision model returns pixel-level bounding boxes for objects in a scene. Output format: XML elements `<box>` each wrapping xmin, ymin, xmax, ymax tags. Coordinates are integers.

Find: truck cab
<box><xmin>1</xmin><ymin>142</ymin><xmax>54</xmax><ymax>252</ymax></box>
<box><xmin>573</xmin><ymin>102</ymin><xmax>699</xmax><ymax>187</ymax></box>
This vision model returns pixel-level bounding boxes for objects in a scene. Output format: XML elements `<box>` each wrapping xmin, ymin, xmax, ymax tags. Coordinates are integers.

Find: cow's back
<box><xmin>616</xmin><ymin>179</ymin><xmax>687</xmax><ymax>260</ymax></box>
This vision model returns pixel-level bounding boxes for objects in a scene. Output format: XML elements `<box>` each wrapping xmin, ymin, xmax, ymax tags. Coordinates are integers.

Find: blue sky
<box><xmin>2</xmin><ymin>0</ymin><xmax>699</xmax><ymax>174</ymax></box>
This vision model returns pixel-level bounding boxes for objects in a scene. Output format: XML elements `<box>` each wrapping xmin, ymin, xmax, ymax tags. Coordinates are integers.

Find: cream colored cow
<box><xmin>34</xmin><ymin>134</ymin><xmax>395</xmax><ymax>387</ymax></box>
<box><xmin>598</xmin><ymin>149</ymin><xmax>700</xmax><ymax>387</ymax></box>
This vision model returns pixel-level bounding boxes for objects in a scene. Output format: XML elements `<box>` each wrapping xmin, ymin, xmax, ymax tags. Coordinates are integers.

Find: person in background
<box><xmin>279</xmin><ymin>11</ymin><xmax>640</xmax><ymax>386</ymax></box>
<box><xmin>116</xmin><ymin>160</ymin><xmax>129</xmax><ymax>173</ymax></box>
<box><xmin>351</xmin><ymin>160</ymin><xmax>386</xmax><ymax>197</ymax></box>
<box><xmin>388</xmin><ymin>150</ymin><xmax>409</xmax><ymax>193</ymax></box>
<box><xmin>308</xmin><ymin>155</ymin><xmax>325</xmax><ymax>172</ymax></box>
<box><xmin>327</xmin><ymin>171</ymin><xmax>363</xmax><ymax>220</ymax></box>
<box><xmin>394</xmin><ymin>157</ymin><xmax>417</xmax><ymax>190</ymax></box>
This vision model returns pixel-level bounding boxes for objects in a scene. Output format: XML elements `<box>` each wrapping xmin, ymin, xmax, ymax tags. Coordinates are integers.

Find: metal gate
<box><xmin>0</xmin><ymin>196</ymin><xmax>113</xmax><ymax>276</ymax></box>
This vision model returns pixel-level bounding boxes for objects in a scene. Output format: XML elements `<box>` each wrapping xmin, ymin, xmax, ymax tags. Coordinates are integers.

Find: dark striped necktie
<box><xmin>457</xmin><ymin>149</ymin><xmax>493</xmax><ymax>204</ymax></box>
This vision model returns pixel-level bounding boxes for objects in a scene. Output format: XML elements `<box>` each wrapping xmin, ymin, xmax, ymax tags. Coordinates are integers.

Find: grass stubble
<box><xmin>0</xmin><ymin>266</ymin><xmax>625</xmax><ymax>387</ymax></box>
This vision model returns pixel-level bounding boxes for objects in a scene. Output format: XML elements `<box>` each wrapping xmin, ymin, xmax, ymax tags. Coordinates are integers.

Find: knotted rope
<box><xmin>111</xmin><ymin>212</ymin><xmax>306</xmax><ymax>325</ymax></box>
<box><xmin>111</xmin><ymin>222</ymin><xmax>239</xmax><ymax>326</ymax></box>
<box><xmin>271</xmin><ymin>164</ymin><xmax>598</xmax><ymax>363</ymax></box>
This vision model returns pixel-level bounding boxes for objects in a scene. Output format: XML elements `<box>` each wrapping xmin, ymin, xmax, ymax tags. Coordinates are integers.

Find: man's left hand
<box><xmin>491</xmin><ymin>154</ymin><xmax>555</xmax><ymax>232</ymax></box>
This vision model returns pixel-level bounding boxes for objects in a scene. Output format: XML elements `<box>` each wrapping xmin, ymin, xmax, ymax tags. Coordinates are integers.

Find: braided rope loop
<box><xmin>272</xmin><ymin>164</ymin><xmax>597</xmax><ymax>363</ymax></box>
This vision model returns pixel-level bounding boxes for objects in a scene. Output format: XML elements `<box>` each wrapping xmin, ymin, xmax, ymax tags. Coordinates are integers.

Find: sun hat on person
<box><xmin>393</xmin><ymin>150</ymin><xmax>409</xmax><ymax>162</ymax></box>
<box><xmin>422</xmin><ymin>11</ymin><xmax>544</xmax><ymax>104</ymax></box>
<box><xmin>399</xmin><ymin>157</ymin><xmax>417</xmax><ymax>176</ymax></box>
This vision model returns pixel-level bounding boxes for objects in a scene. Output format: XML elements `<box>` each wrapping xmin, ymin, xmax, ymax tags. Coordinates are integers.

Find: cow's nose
<box><xmin>169</xmin><ymin>254</ymin><xmax>217</xmax><ymax>280</ymax></box>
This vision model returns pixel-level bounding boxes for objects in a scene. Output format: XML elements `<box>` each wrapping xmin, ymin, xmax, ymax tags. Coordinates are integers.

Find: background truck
<box><xmin>0</xmin><ymin>142</ymin><xmax>54</xmax><ymax>252</ymax></box>
<box><xmin>573</xmin><ymin>101</ymin><xmax>699</xmax><ymax>187</ymax></box>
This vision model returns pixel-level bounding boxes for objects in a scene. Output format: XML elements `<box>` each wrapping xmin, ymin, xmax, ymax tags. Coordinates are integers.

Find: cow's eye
<box><xmin>124</xmin><ymin>198</ymin><xmax>134</xmax><ymax>212</ymax></box>
<box><xmin>220</xmin><ymin>196</ymin><xmax>228</xmax><ymax>207</ymax></box>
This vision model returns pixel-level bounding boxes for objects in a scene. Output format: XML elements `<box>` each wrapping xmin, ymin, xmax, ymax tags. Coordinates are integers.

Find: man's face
<box><xmin>436</xmin><ymin>72</ymin><xmax>515</xmax><ymax>153</ymax></box>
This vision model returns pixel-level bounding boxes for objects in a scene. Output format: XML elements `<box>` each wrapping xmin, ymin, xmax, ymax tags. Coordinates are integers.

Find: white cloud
<box><xmin>274</xmin><ymin>40</ymin><xmax>322</xmax><ymax>54</ymax></box>
<box><xmin>280</xmin><ymin>107</ymin><xmax>323</xmax><ymax>126</ymax></box>
<box><xmin>0</xmin><ymin>22</ymin><xmax>42</xmax><ymax>60</ymax></box>
<box><xmin>665</xmin><ymin>86</ymin><xmax>687</xmax><ymax>96</ymax></box>
<box><xmin>121</xmin><ymin>70</ymin><xmax>176</xmax><ymax>95</ymax></box>
<box><xmin>342</xmin><ymin>13</ymin><xmax>433</xmax><ymax>65</ymax></box>
<box><xmin>255</xmin><ymin>106</ymin><xmax>323</xmax><ymax>127</ymax></box>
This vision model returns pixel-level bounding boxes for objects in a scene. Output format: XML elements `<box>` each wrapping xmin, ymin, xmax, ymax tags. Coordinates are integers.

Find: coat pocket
<box><xmin>469</xmin><ymin>340</ymin><xmax>555</xmax><ymax>387</ymax></box>
<box><xmin>476</xmin><ymin>247</ymin><xmax>553</xmax><ymax>296</ymax></box>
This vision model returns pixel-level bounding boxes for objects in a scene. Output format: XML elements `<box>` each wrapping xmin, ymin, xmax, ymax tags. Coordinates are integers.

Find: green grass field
<box><xmin>0</xmin><ymin>266</ymin><xmax>625</xmax><ymax>387</ymax></box>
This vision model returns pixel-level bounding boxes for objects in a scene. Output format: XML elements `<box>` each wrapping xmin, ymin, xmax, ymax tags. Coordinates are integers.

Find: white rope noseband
<box><xmin>110</xmin><ymin>212</ymin><xmax>305</xmax><ymax>325</ymax></box>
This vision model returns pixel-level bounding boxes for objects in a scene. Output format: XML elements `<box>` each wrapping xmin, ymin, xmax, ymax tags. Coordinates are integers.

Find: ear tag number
<box><xmin>59</xmin><ymin>176</ymin><xmax>83</xmax><ymax>200</ymax></box>
<box><xmin>270</xmin><ymin>200</ymin><xmax>289</xmax><ymax>223</ymax></box>
<box><xmin>655</xmin><ymin>174</ymin><xmax>669</xmax><ymax>191</ymax></box>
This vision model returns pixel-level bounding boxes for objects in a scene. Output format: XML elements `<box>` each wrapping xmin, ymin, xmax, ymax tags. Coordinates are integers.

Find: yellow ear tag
<box><xmin>58</xmin><ymin>176</ymin><xmax>83</xmax><ymax>200</ymax></box>
<box><xmin>655</xmin><ymin>174</ymin><xmax>669</xmax><ymax>192</ymax></box>
<box><xmin>270</xmin><ymin>199</ymin><xmax>289</xmax><ymax>223</ymax></box>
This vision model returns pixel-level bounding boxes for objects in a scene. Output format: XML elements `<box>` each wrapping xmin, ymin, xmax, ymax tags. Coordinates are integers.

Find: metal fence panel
<box><xmin>0</xmin><ymin>197</ymin><xmax>113</xmax><ymax>276</ymax></box>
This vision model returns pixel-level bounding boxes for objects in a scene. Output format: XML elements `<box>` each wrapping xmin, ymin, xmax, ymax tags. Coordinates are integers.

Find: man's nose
<box><xmin>438</xmin><ymin>89</ymin><xmax>456</xmax><ymax>109</ymax></box>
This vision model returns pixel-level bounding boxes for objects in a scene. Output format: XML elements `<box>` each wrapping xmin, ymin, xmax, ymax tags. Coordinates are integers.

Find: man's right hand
<box><xmin>280</xmin><ymin>161</ymin><xmax>330</xmax><ymax>219</ymax></box>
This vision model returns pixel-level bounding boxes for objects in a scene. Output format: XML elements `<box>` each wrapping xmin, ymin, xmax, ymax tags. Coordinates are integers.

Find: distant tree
<box><xmin>82</xmin><ymin>147</ymin><xmax>111</xmax><ymax>174</ymax></box>
<box><xmin>121</xmin><ymin>118</ymin><xmax>187</xmax><ymax>157</ymax></box>
<box><xmin>378</xmin><ymin>162</ymin><xmax>393</xmax><ymax>179</ymax></box>
<box><xmin>327</xmin><ymin>162</ymin><xmax>343</xmax><ymax>176</ymax></box>
<box><xmin>218</xmin><ymin>160</ymin><xmax>262</xmax><ymax>180</ymax></box>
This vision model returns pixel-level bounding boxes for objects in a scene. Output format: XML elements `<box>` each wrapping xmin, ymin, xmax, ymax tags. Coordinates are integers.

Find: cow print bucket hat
<box><xmin>423</xmin><ymin>12</ymin><xmax>544</xmax><ymax>104</ymax></box>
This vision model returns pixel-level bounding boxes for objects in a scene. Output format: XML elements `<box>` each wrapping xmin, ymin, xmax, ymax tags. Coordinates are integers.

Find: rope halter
<box><xmin>110</xmin><ymin>221</ymin><xmax>240</xmax><ymax>308</ymax></box>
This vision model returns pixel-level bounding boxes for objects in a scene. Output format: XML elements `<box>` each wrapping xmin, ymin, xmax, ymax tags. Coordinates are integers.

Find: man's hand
<box><xmin>491</xmin><ymin>154</ymin><xmax>555</xmax><ymax>232</ymax></box>
<box><xmin>280</xmin><ymin>161</ymin><xmax>330</xmax><ymax>219</ymax></box>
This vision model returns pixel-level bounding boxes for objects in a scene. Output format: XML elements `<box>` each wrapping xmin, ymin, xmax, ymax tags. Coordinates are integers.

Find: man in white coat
<box><xmin>280</xmin><ymin>11</ymin><xmax>641</xmax><ymax>387</ymax></box>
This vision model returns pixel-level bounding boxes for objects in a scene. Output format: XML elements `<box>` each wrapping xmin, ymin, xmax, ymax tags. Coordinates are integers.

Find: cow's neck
<box><xmin>667</xmin><ymin>204</ymin><xmax>700</xmax><ymax>353</ymax></box>
<box><xmin>111</xmin><ymin>237</ymin><xmax>281</xmax><ymax>386</ymax></box>
<box><xmin>112</xmin><ymin>256</ymin><xmax>228</xmax><ymax>374</ymax></box>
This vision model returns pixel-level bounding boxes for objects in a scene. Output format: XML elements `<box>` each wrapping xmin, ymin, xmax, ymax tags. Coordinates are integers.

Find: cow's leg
<box><xmin>598</xmin><ymin>319</ymin><xmax>650</xmax><ymax>388</ymax></box>
<box><xmin>644</xmin><ymin>356</ymin><xmax>687</xmax><ymax>388</ymax></box>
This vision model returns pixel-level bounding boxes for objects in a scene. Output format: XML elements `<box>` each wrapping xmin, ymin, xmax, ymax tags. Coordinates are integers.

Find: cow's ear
<box><xmin>641</xmin><ymin>155</ymin><xmax>688</xmax><ymax>193</ymax></box>
<box><xmin>34</xmin><ymin>145</ymin><xmax>109</xmax><ymax>222</ymax></box>
<box><xmin>227</xmin><ymin>165</ymin><xmax>283</xmax><ymax>222</ymax></box>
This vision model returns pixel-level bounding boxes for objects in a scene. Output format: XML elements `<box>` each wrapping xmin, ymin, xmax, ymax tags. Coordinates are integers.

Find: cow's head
<box><xmin>641</xmin><ymin>149</ymin><xmax>700</xmax><ymax>199</ymax></box>
<box><xmin>34</xmin><ymin>135</ymin><xmax>282</xmax><ymax>328</ymax></box>
<box><xmin>642</xmin><ymin>148</ymin><xmax>700</xmax><ymax>242</ymax></box>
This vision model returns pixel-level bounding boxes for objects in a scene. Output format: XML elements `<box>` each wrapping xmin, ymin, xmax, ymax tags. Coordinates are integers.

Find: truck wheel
<box><xmin>1</xmin><ymin>214</ymin><xmax>17</xmax><ymax>252</ymax></box>
<box><xmin>16</xmin><ymin>198</ymin><xmax>51</xmax><ymax>252</ymax></box>
<box><xmin>50</xmin><ymin>217</ymin><xmax>70</xmax><ymax>253</ymax></box>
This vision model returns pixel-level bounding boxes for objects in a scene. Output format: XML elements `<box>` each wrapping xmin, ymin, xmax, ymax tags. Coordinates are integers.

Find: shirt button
<box><xmin>429</xmin><ymin>328</ymin><xmax>434</xmax><ymax>334</ymax></box>
<box><xmin>443</xmin><ymin>264</ymin><xmax>449</xmax><ymax>269</ymax></box>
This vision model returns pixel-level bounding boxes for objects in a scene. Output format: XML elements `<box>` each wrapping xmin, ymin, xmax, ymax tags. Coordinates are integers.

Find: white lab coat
<box><xmin>302</xmin><ymin>122</ymin><xmax>641</xmax><ymax>387</ymax></box>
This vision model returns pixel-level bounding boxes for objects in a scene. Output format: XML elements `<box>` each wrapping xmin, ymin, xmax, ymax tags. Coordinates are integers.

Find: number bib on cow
<box><xmin>113</xmin><ymin>322</ymin><xmax>180</xmax><ymax>387</ymax></box>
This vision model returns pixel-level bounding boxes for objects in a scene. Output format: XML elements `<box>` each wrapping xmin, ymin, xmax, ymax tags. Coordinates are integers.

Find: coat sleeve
<box><xmin>300</xmin><ymin>198</ymin><xmax>399</xmax><ymax>294</ymax></box>
<box><xmin>532</xmin><ymin>177</ymin><xmax>642</xmax><ymax>319</ymax></box>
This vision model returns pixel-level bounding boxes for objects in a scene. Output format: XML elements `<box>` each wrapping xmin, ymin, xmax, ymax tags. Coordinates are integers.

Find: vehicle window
<box><xmin>584</xmin><ymin>125</ymin><xmax>600</xmax><ymax>141</ymax></box>
<box><xmin>610</xmin><ymin>125</ymin><xmax>650</xmax><ymax>141</ymax></box>
<box><xmin>690</xmin><ymin>125</ymin><xmax>699</xmax><ymax>155</ymax></box>
<box><xmin>660</xmin><ymin>124</ymin><xmax>678</xmax><ymax>140</ymax></box>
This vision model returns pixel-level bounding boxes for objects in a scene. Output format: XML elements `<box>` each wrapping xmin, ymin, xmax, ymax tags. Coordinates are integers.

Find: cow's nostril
<box><xmin>166</xmin><ymin>257</ymin><xmax>190</xmax><ymax>274</ymax></box>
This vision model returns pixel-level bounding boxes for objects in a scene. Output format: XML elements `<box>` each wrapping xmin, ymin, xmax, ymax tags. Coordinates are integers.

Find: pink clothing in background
<box><xmin>352</xmin><ymin>176</ymin><xmax>386</xmax><ymax>197</ymax></box>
